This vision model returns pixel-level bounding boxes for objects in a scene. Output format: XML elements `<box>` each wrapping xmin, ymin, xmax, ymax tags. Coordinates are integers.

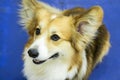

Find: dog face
<box><xmin>26</xmin><ymin>16</ymin><xmax>75</xmax><ymax>64</ymax></box>
<box><xmin>20</xmin><ymin>0</ymin><xmax>103</xmax><ymax>65</ymax></box>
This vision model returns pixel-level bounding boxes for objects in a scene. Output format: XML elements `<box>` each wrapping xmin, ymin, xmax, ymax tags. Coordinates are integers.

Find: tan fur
<box><xmin>20</xmin><ymin>0</ymin><xmax>110</xmax><ymax>80</ymax></box>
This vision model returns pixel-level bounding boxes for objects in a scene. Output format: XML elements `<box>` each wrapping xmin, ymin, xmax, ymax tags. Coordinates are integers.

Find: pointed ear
<box><xmin>75</xmin><ymin>6</ymin><xmax>103</xmax><ymax>42</ymax></box>
<box><xmin>20</xmin><ymin>0</ymin><xmax>60</xmax><ymax>25</ymax></box>
<box><xmin>19</xmin><ymin>0</ymin><xmax>39</xmax><ymax>25</ymax></box>
<box><xmin>19</xmin><ymin>0</ymin><xmax>60</xmax><ymax>36</ymax></box>
<box><xmin>19</xmin><ymin>0</ymin><xmax>41</xmax><ymax>36</ymax></box>
<box><xmin>71</xmin><ymin>6</ymin><xmax>104</xmax><ymax>52</ymax></box>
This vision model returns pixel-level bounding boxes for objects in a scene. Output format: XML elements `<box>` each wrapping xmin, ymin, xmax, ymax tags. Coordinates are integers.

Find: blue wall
<box><xmin>0</xmin><ymin>0</ymin><xmax>120</xmax><ymax>80</ymax></box>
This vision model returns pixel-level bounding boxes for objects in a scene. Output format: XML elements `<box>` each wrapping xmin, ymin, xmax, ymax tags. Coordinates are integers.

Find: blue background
<box><xmin>0</xmin><ymin>0</ymin><xmax>120</xmax><ymax>80</ymax></box>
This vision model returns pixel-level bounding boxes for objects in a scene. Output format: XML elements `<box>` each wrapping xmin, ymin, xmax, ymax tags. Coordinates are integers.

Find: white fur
<box><xmin>23</xmin><ymin>51</ymin><xmax>77</xmax><ymax>80</ymax></box>
<box><xmin>29</xmin><ymin>34</ymin><xmax>49</xmax><ymax>60</ymax></box>
<box><xmin>51</xmin><ymin>14</ymin><xmax>57</xmax><ymax>20</ymax></box>
<box><xmin>67</xmin><ymin>66</ymin><xmax>78</xmax><ymax>79</ymax></box>
<box><xmin>23</xmin><ymin>49</ymin><xmax>87</xmax><ymax>80</ymax></box>
<box><xmin>23</xmin><ymin>36</ymin><xmax>83</xmax><ymax>80</ymax></box>
<box><xmin>78</xmin><ymin>51</ymin><xmax>87</xmax><ymax>80</ymax></box>
<box><xmin>23</xmin><ymin>56</ymin><xmax>68</xmax><ymax>80</ymax></box>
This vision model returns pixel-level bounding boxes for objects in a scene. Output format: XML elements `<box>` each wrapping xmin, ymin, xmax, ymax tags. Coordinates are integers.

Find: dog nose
<box><xmin>28</xmin><ymin>49</ymin><xmax>39</xmax><ymax>58</ymax></box>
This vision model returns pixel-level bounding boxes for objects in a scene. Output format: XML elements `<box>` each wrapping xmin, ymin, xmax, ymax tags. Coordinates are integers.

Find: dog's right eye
<box><xmin>51</xmin><ymin>34</ymin><xmax>60</xmax><ymax>41</ymax></box>
<box><xmin>35</xmin><ymin>28</ymin><xmax>40</xmax><ymax>35</ymax></box>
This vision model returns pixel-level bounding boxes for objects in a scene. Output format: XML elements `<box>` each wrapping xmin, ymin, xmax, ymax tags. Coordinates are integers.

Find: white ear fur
<box><xmin>71</xmin><ymin>6</ymin><xmax>104</xmax><ymax>51</ymax></box>
<box><xmin>76</xmin><ymin>6</ymin><xmax>103</xmax><ymax>43</ymax></box>
<box><xmin>19</xmin><ymin>0</ymin><xmax>39</xmax><ymax>26</ymax></box>
<box><xmin>19</xmin><ymin>0</ymin><xmax>60</xmax><ymax>26</ymax></box>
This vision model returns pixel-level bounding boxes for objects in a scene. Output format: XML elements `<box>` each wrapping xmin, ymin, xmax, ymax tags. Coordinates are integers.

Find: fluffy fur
<box><xmin>20</xmin><ymin>0</ymin><xmax>110</xmax><ymax>80</ymax></box>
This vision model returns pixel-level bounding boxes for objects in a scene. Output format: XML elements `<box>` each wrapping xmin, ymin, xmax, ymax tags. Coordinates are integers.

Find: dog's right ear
<box><xmin>20</xmin><ymin>0</ymin><xmax>40</xmax><ymax>24</ymax></box>
<box><xmin>20</xmin><ymin>0</ymin><xmax>60</xmax><ymax>36</ymax></box>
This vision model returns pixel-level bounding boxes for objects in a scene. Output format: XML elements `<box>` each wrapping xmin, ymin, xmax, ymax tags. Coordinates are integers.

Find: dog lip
<box><xmin>49</xmin><ymin>52</ymin><xmax>59</xmax><ymax>59</ymax></box>
<box><xmin>33</xmin><ymin>53</ymin><xmax>59</xmax><ymax>64</ymax></box>
<box><xmin>33</xmin><ymin>59</ymin><xmax>46</xmax><ymax>64</ymax></box>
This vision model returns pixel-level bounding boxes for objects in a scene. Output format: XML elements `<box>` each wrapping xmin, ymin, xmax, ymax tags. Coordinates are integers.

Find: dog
<box><xmin>20</xmin><ymin>0</ymin><xmax>110</xmax><ymax>80</ymax></box>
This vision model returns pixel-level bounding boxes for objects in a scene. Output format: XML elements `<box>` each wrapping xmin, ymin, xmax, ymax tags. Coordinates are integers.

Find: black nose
<box><xmin>28</xmin><ymin>49</ymin><xmax>39</xmax><ymax>58</ymax></box>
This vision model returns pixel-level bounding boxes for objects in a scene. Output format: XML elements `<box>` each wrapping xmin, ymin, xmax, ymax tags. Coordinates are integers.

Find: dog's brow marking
<box><xmin>39</xmin><ymin>22</ymin><xmax>45</xmax><ymax>28</ymax></box>
<box><xmin>51</xmin><ymin>14</ymin><xmax>57</xmax><ymax>20</ymax></box>
<box><xmin>51</xmin><ymin>31</ymin><xmax>56</xmax><ymax>34</ymax></box>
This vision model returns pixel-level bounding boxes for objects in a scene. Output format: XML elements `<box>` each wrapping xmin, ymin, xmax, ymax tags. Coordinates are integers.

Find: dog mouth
<box><xmin>33</xmin><ymin>53</ymin><xmax>59</xmax><ymax>64</ymax></box>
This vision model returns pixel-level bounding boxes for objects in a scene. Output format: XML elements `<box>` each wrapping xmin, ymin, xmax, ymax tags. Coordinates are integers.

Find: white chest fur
<box><xmin>23</xmin><ymin>57</ymin><xmax>78</xmax><ymax>80</ymax></box>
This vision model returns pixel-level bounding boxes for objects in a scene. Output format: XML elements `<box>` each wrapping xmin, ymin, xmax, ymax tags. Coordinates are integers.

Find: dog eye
<box><xmin>35</xmin><ymin>28</ymin><xmax>40</xmax><ymax>35</ymax></box>
<box><xmin>51</xmin><ymin>34</ymin><xmax>60</xmax><ymax>41</ymax></box>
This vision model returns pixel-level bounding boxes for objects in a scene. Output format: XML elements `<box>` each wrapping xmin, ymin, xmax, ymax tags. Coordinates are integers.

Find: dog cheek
<box><xmin>71</xmin><ymin>34</ymin><xmax>82</xmax><ymax>53</ymax></box>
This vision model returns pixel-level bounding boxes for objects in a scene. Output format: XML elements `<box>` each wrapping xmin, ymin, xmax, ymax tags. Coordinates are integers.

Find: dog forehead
<box><xmin>48</xmin><ymin>16</ymin><xmax>74</xmax><ymax>39</ymax></box>
<box><xmin>49</xmin><ymin>16</ymin><xmax>73</xmax><ymax>31</ymax></box>
<box><xmin>35</xmin><ymin>12</ymin><xmax>74</xmax><ymax>39</ymax></box>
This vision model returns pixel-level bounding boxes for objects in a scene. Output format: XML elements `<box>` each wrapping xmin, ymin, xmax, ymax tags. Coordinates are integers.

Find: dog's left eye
<box><xmin>35</xmin><ymin>28</ymin><xmax>40</xmax><ymax>35</ymax></box>
<box><xmin>51</xmin><ymin>34</ymin><xmax>60</xmax><ymax>41</ymax></box>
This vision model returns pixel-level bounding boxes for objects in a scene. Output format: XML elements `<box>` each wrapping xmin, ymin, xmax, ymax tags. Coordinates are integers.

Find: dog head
<box><xmin>20</xmin><ymin>0</ymin><xmax>103</xmax><ymax>65</ymax></box>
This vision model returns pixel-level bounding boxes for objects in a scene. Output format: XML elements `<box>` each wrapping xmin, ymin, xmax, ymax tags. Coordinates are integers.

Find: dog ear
<box><xmin>19</xmin><ymin>0</ymin><xmax>40</xmax><ymax>36</ymax></box>
<box><xmin>20</xmin><ymin>0</ymin><xmax>61</xmax><ymax>36</ymax></box>
<box><xmin>20</xmin><ymin>0</ymin><xmax>39</xmax><ymax>24</ymax></box>
<box><xmin>71</xmin><ymin>6</ymin><xmax>104</xmax><ymax>51</ymax></box>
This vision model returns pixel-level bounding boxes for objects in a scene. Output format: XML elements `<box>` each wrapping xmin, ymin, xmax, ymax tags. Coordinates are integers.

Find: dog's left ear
<box><xmin>70</xmin><ymin>6</ymin><xmax>104</xmax><ymax>51</ymax></box>
<box><xmin>75</xmin><ymin>6</ymin><xmax>103</xmax><ymax>36</ymax></box>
